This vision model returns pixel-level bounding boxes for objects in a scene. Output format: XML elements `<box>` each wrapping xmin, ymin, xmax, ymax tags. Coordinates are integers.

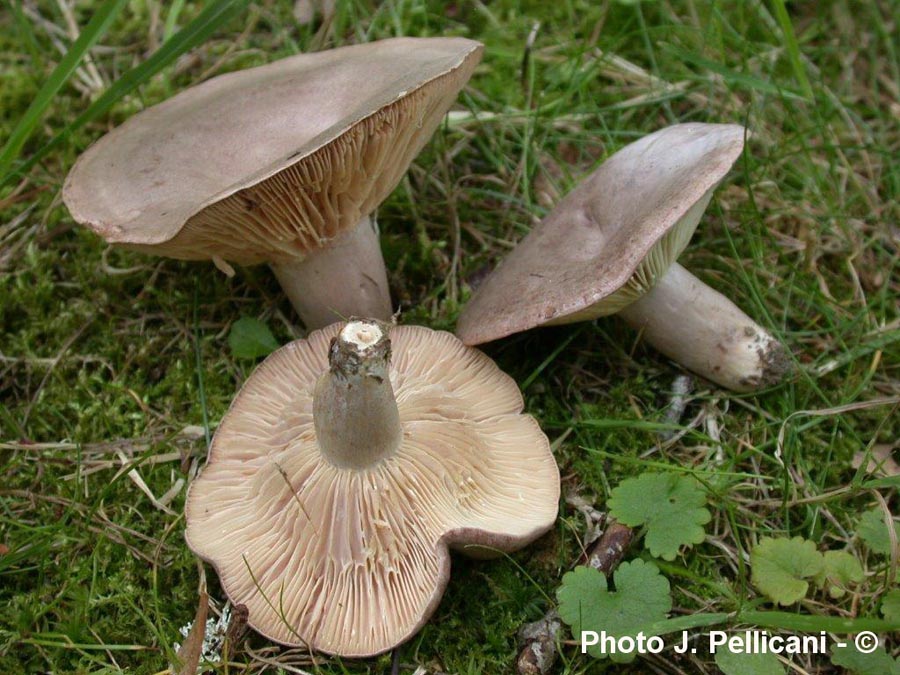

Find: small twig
<box><xmin>516</xmin><ymin>518</ymin><xmax>634</xmax><ymax>674</ymax></box>
<box><xmin>390</xmin><ymin>648</ymin><xmax>401</xmax><ymax>675</ymax></box>
<box><xmin>223</xmin><ymin>604</ymin><xmax>249</xmax><ymax>662</ymax></box>
<box><xmin>583</xmin><ymin>520</ymin><xmax>635</xmax><ymax>573</ymax></box>
<box><xmin>516</xmin><ymin>611</ymin><xmax>560</xmax><ymax>675</ymax></box>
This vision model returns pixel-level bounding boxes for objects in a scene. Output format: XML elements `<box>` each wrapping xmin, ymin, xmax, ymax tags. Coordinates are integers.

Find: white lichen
<box><xmin>172</xmin><ymin>602</ymin><xmax>231</xmax><ymax>669</ymax></box>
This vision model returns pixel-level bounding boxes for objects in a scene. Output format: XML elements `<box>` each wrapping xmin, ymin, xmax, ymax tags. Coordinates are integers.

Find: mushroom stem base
<box><xmin>617</xmin><ymin>263</ymin><xmax>790</xmax><ymax>392</ymax></box>
<box><xmin>314</xmin><ymin>320</ymin><xmax>402</xmax><ymax>470</ymax></box>
<box><xmin>270</xmin><ymin>215</ymin><xmax>393</xmax><ymax>329</ymax></box>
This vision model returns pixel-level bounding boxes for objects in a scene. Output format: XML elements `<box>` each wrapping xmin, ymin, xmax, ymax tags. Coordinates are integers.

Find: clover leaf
<box><xmin>831</xmin><ymin>642</ymin><xmax>900</xmax><ymax>675</ymax></box>
<box><xmin>750</xmin><ymin>537</ymin><xmax>824</xmax><ymax>605</ymax></box>
<box><xmin>716</xmin><ymin>649</ymin><xmax>785</xmax><ymax>675</ymax></box>
<box><xmin>814</xmin><ymin>550</ymin><xmax>865</xmax><ymax>599</ymax></box>
<box><xmin>607</xmin><ymin>473</ymin><xmax>711</xmax><ymax>560</ymax></box>
<box><xmin>857</xmin><ymin>508</ymin><xmax>900</xmax><ymax>556</ymax></box>
<box><xmin>556</xmin><ymin>560</ymin><xmax>671</xmax><ymax>663</ymax></box>
<box><xmin>881</xmin><ymin>590</ymin><xmax>900</xmax><ymax>623</ymax></box>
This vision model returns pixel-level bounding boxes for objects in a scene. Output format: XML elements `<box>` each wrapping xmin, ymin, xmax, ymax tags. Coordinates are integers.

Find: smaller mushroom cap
<box><xmin>185</xmin><ymin>323</ymin><xmax>559</xmax><ymax>657</ymax></box>
<box><xmin>456</xmin><ymin>123</ymin><xmax>745</xmax><ymax>344</ymax></box>
<box><xmin>63</xmin><ymin>37</ymin><xmax>483</xmax><ymax>266</ymax></box>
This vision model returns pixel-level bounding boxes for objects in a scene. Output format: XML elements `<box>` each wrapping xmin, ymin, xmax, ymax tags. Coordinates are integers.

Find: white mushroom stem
<box><xmin>269</xmin><ymin>215</ymin><xmax>393</xmax><ymax>330</ymax></box>
<box><xmin>617</xmin><ymin>263</ymin><xmax>790</xmax><ymax>392</ymax></box>
<box><xmin>313</xmin><ymin>320</ymin><xmax>402</xmax><ymax>469</ymax></box>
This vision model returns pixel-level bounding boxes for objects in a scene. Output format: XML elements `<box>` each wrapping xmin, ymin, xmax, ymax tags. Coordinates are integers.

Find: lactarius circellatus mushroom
<box><xmin>63</xmin><ymin>38</ymin><xmax>483</xmax><ymax>328</ymax></box>
<box><xmin>457</xmin><ymin>123</ymin><xmax>790</xmax><ymax>392</ymax></box>
<box><xmin>185</xmin><ymin>319</ymin><xmax>560</xmax><ymax>656</ymax></box>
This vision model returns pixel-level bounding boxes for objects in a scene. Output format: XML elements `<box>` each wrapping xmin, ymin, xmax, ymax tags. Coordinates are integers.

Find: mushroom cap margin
<box><xmin>63</xmin><ymin>37</ymin><xmax>483</xmax><ymax>266</ymax></box>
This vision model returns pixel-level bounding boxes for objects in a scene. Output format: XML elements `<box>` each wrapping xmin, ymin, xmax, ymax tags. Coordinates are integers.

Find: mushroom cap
<box><xmin>63</xmin><ymin>37</ymin><xmax>483</xmax><ymax>265</ymax></box>
<box><xmin>184</xmin><ymin>323</ymin><xmax>559</xmax><ymax>657</ymax></box>
<box><xmin>456</xmin><ymin>123</ymin><xmax>745</xmax><ymax>345</ymax></box>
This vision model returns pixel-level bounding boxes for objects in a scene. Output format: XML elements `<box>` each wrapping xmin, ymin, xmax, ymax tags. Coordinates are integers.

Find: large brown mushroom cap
<box><xmin>456</xmin><ymin>123</ymin><xmax>745</xmax><ymax>345</ymax></box>
<box><xmin>63</xmin><ymin>37</ymin><xmax>483</xmax><ymax>265</ymax></box>
<box><xmin>184</xmin><ymin>323</ymin><xmax>559</xmax><ymax>657</ymax></box>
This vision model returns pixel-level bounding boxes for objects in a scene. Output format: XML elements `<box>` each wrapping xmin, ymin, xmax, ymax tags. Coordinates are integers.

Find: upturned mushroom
<box><xmin>456</xmin><ymin>123</ymin><xmax>790</xmax><ymax>392</ymax></box>
<box><xmin>63</xmin><ymin>37</ymin><xmax>483</xmax><ymax>328</ymax></box>
<box><xmin>185</xmin><ymin>319</ymin><xmax>560</xmax><ymax>656</ymax></box>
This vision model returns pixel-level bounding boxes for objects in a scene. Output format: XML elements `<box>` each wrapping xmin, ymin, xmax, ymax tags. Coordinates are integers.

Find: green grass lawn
<box><xmin>1</xmin><ymin>1</ymin><xmax>898</xmax><ymax>673</ymax></box>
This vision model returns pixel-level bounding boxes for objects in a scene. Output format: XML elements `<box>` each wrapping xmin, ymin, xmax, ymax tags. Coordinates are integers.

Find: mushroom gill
<box><xmin>185</xmin><ymin>321</ymin><xmax>560</xmax><ymax>656</ymax></box>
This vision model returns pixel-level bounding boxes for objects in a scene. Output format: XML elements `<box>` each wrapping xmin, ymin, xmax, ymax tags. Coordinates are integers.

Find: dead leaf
<box><xmin>175</xmin><ymin>591</ymin><xmax>209</xmax><ymax>675</ymax></box>
<box><xmin>223</xmin><ymin>603</ymin><xmax>249</xmax><ymax>659</ymax></box>
<box><xmin>852</xmin><ymin>444</ymin><xmax>899</xmax><ymax>477</ymax></box>
<box><xmin>294</xmin><ymin>0</ymin><xmax>335</xmax><ymax>25</ymax></box>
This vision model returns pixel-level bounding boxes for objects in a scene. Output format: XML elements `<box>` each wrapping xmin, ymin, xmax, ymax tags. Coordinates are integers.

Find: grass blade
<box><xmin>737</xmin><ymin>610</ymin><xmax>900</xmax><ymax>633</ymax></box>
<box><xmin>0</xmin><ymin>0</ymin><xmax>128</xmax><ymax>178</ymax></box>
<box><xmin>1</xmin><ymin>0</ymin><xmax>250</xmax><ymax>188</ymax></box>
<box><xmin>163</xmin><ymin>0</ymin><xmax>189</xmax><ymax>41</ymax></box>
<box><xmin>193</xmin><ymin>289</ymin><xmax>212</xmax><ymax>450</ymax></box>
<box><xmin>20</xmin><ymin>635</ymin><xmax>150</xmax><ymax>651</ymax></box>
<box><xmin>5</xmin><ymin>0</ymin><xmax>44</xmax><ymax>71</ymax></box>
<box><xmin>643</xmin><ymin>612</ymin><xmax>731</xmax><ymax>635</ymax></box>
<box><xmin>662</xmin><ymin>44</ymin><xmax>805</xmax><ymax>100</ymax></box>
<box><xmin>770</xmin><ymin>0</ymin><xmax>814</xmax><ymax>99</ymax></box>
<box><xmin>520</xmin><ymin>327</ymin><xmax>583</xmax><ymax>390</ymax></box>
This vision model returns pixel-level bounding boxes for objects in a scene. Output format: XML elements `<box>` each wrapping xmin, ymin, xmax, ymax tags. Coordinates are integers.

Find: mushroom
<box><xmin>456</xmin><ymin>123</ymin><xmax>790</xmax><ymax>392</ymax></box>
<box><xmin>185</xmin><ymin>319</ymin><xmax>560</xmax><ymax>656</ymax></box>
<box><xmin>63</xmin><ymin>37</ymin><xmax>483</xmax><ymax>328</ymax></box>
